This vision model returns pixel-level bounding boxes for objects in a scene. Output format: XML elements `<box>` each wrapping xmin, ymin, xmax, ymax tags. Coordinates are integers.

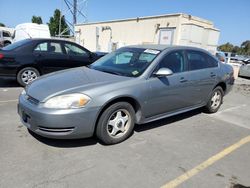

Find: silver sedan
<box><xmin>18</xmin><ymin>45</ymin><xmax>234</xmax><ymax>144</ymax></box>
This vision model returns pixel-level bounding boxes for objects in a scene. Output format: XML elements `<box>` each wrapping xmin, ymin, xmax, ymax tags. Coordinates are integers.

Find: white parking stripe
<box><xmin>214</xmin><ymin>104</ymin><xmax>247</xmax><ymax>114</ymax></box>
<box><xmin>0</xmin><ymin>99</ymin><xmax>18</xmax><ymax>103</ymax></box>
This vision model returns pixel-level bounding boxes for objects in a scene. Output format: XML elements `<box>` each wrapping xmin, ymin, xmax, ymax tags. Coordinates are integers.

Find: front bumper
<box><xmin>18</xmin><ymin>94</ymin><xmax>100</xmax><ymax>139</ymax></box>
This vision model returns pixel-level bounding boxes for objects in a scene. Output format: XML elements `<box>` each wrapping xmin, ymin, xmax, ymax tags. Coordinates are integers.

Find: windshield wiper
<box><xmin>100</xmin><ymin>69</ymin><xmax>123</xmax><ymax>76</ymax></box>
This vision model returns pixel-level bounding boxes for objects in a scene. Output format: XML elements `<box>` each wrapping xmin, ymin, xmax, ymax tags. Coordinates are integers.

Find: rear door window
<box><xmin>34</xmin><ymin>42</ymin><xmax>48</xmax><ymax>52</ymax></box>
<box><xmin>49</xmin><ymin>42</ymin><xmax>63</xmax><ymax>54</ymax></box>
<box><xmin>186</xmin><ymin>50</ymin><xmax>218</xmax><ymax>71</ymax></box>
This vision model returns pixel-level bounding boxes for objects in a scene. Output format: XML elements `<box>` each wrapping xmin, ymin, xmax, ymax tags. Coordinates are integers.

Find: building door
<box><xmin>158</xmin><ymin>29</ymin><xmax>175</xmax><ymax>45</ymax></box>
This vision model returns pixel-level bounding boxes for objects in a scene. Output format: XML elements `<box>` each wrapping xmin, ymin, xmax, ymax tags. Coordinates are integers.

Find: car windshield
<box><xmin>90</xmin><ymin>47</ymin><xmax>160</xmax><ymax>77</ymax></box>
<box><xmin>2</xmin><ymin>39</ymin><xmax>31</xmax><ymax>51</ymax></box>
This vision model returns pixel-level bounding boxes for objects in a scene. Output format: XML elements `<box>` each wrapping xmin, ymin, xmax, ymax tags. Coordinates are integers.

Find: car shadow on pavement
<box><xmin>0</xmin><ymin>78</ymin><xmax>20</xmax><ymax>87</ymax></box>
<box><xmin>238</xmin><ymin>76</ymin><xmax>250</xmax><ymax>80</ymax></box>
<box><xmin>28</xmin><ymin>130</ymin><xmax>98</xmax><ymax>148</ymax></box>
<box><xmin>134</xmin><ymin>108</ymin><xmax>202</xmax><ymax>132</ymax></box>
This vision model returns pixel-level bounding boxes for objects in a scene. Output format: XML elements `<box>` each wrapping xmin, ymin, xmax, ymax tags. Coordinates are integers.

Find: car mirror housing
<box><xmin>154</xmin><ymin>68</ymin><xmax>173</xmax><ymax>77</ymax></box>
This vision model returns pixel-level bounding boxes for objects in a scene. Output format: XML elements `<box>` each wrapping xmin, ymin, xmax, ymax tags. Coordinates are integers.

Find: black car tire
<box><xmin>204</xmin><ymin>86</ymin><xmax>224</xmax><ymax>113</ymax></box>
<box><xmin>17</xmin><ymin>67</ymin><xmax>40</xmax><ymax>86</ymax></box>
<box><xmin>96</xmin><ymin>102</ymin><xmax>135</xmax><ymax>145</ymax></box>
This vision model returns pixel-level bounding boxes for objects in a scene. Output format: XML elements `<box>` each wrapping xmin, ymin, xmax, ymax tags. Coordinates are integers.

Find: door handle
<box><xmin>180</xmin><ymin>77</ymin><xmax>188</xmax><ymax>83</ymax></box>
<box><xmin>210</xmin><ymin>72</ymin><xmax>216</xmax><ymax>77</ymax></box>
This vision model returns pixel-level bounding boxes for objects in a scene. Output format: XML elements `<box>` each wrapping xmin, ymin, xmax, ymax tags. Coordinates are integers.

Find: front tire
<box><xmin>17</xmin><ymin>67</ymin><xmax>40</xmax><ymax>86</ymax></box>
<box><xmin>204</xmin><ymin>86</ymin><xmax>224</xmax><ymax>113</ymax></box>
<box><xmin>96</xmin><ymin>102</ymin><xmax>135</xmax><ymax>145</ymax></box>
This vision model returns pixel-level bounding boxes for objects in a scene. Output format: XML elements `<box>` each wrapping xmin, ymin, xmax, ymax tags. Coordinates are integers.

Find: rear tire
<box><xmin>17</xmin><ymin>67</ymin><xmax>40</xmax><ymax>86</ymax></box>
<box><xmin>204</xmin><ymin>86</ymin><xmax>224</xmax><ymax>113</ymax></box>
<box><xmin>96</xmin><ymin>102</ymin><xmax>135</xmax><ymax>145</ymax></box>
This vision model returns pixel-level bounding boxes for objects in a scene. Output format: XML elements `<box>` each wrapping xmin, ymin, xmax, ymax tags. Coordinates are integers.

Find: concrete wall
<box><xmin>75</xmin><ymin>13</ymin><xmax>219</xmax><ymax>53</ymax></box>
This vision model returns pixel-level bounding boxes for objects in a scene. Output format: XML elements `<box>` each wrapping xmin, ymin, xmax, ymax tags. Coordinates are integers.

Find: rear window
<box><xmin>2</xmin><ymin>39</ymin><xmax>30</xmax><ymax>51</ymax></box>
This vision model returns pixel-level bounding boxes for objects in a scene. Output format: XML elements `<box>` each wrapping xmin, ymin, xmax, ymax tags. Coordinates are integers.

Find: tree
<box><xmin>31</xmin><ymin>16</ymin><xmax>43</xmax><ymax>24</ymax></box>
<box><xmin>48</xmin><ymin>9</ymin><xmax>70</xmax><ymax>37</ymax></box>
<box><xmin>218</xmin><ymin>40</ymin><xmax>250</xmax><ymax>55</ymax></box>
<box><xmin>218</xmin><ymin>42</ymin><xmax>234</xmax><ymax>52</ymax></box>
<box><xmin>241</xmin><ymin>40</ymin><xmax>250</xmax><ymax>55</ymax></box>
<box><xmin>0</xmin><ymin>23</ymin><xmax>5</xmax><ymax>27</ymax></box>
<box><xmin>232</xmin><ymin>46</ymin><xmax>240</xmax><ymax>53</ymax></box>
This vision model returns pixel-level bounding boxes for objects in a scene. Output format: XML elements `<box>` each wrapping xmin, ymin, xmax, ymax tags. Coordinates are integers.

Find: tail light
<box><xmin>0</xmin><ymin>53</ymin><xmax>4</xmax><ymax>59</ymax></box>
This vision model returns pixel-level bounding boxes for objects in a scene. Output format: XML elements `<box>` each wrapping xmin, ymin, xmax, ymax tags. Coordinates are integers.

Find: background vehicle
<box><xmin>0</xmin><ymin>30</ymin><xmax>12</xmax><ymax>47</ymax></box>
<box><xmin>242</xmin><ymin>58</ymin><xmax>250</xmax><ymax>64</ymax></box>
<box><xmin>13</xmin><ymin>23</ymin><xmax>51</xmax><ymax>42</ymax></box>
<box><xmin>0</xmin><ymin>38</ymin><xmax>106</xmax><ymax>86</ymax></box>
<box><xmin>18</xmin><ymin>45</ymin><xmax>234</xmax><ymax>144</ymax></box>
<box><xmin>239</xmin><ymin>64</ymin><xmax>250</xmax><ymax>78</ymax></box>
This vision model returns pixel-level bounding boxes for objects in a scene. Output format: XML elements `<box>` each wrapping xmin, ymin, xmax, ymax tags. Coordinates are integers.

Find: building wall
<box><xmin>75</xmin><ymin>13</ymin><xmax>219</xmax><ymax>53</ymax></box>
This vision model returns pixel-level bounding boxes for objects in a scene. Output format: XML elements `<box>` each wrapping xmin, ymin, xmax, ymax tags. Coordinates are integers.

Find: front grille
<box><xmin>27</xmin><ymin>95</ymin><xmax>40</xmax><ymax>105</ymax></box>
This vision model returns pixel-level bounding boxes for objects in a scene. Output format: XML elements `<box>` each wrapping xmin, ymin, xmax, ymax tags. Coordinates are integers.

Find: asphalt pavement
<box><xmin>0</xmin><ymin>77</ymin><xmax>250</xmax><ymax>188</ymax></box>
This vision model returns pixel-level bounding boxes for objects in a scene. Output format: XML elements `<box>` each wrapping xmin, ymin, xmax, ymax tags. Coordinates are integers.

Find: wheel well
<box><xmin>4</xmin><ymin>40</ymin><xmax>11</xmax><ymax>44</ymax></box>
<box><xmin>94</xmin><ymin>97</ymin><xmax>142</xmax><ymax>131</ymax></box>
<box><xmin>16</xmin><ymin>65</ymin><xmax>41</xmax><ymax>76</ymax></box>
<box><xmin>215</xmin><ymin>82</ymin><xmax>226</xmax><ymax>92</ymax></box>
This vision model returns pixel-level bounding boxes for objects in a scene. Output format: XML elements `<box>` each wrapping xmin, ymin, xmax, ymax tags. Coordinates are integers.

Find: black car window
<box><xmin>49</xmin><ymin>42</ymin><xmax>63</xmax><ymax>54</ymax></box>
<box><xmin>187</xmin><ymin>50</ymin><xmax>218</xmax><ymax>70</ymax></box>
<box><xmin>64</xmin><ymin>43</ymin><xmax>87</xmax><ymax>56</ymax></box>
<box><xmin>3</xmin><ymin>31</ymin><xmax>11</xmax><ymax>37</ymax></box>
<box><xmin>34</xmin><ymin>42</ymin><xmax>48</xmax><ymax>52</ymax></box>
<box><xmin>158</xmin><ymin>51</ymin><xmax>185</xmax><ymax>73</ymax></box>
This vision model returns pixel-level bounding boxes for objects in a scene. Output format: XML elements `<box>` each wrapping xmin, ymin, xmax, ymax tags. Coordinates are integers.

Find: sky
<box><xmin>0</xmin><ymin>0</ymin><xmax>249</xmax><ymax>46</ymax></box>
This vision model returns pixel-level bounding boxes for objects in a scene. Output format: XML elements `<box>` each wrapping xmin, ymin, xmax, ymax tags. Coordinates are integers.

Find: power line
<box><xmin>59</xmin><ymin>0</ymin><xmax>88</xmax><ymax>37</ymax></box>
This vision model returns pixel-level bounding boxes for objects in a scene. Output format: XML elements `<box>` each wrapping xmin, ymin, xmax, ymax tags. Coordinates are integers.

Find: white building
<box><xmin>75</xmin><ymin>13</ymin><xmax>220</xmax><ymax>54</ymax></box>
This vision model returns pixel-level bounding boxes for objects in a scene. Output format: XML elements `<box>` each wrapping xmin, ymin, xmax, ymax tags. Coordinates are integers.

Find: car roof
<box><xmin>25</xmin><ymin>38</ymin><xmax>74</xmax><ymax>43</ymax></box>
<box><xmin>125</xmin><ymin>44</ymin><xmax>206</xmax><ymax>51</ymax></box>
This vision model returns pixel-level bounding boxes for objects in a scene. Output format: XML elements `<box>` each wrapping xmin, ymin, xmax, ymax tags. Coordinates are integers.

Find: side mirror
<box><xmin>154</xmin><ymin>68</ymin><xmax>173</xmax><ymax>77</ymax></box>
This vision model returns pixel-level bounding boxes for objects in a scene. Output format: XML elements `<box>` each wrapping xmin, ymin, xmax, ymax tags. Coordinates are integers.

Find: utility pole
<box><xmin>58</xmin><ymin>0</ymin><xmax>88</xmax><ymax>37</ymax></box>
<box><xmin>73</xmin><ymin>0</ymin><xmax>77</xmax><ymax>25</ymax></box>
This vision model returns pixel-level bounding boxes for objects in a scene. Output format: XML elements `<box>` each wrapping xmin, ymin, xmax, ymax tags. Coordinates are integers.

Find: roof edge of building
<box><xmin>75</xmin><ymin>13</ymin><xmax>213</xmax><ymax>26</ymax></box>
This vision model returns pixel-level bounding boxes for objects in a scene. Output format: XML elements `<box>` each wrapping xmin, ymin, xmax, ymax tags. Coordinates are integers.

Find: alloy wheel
<box><xmin>21</xmin><ymin>70</ymin><xmax>38</xmax><ymax>85</ymax></box>
<box><xmin>107</xmin><ymin>109</ymin><xmax>131</xmax><ymax>138</ymax></box>
<box><xmin>210</xmin><ymin>90</ymin><xmax>222</xmax><ymax>110</ymax></box>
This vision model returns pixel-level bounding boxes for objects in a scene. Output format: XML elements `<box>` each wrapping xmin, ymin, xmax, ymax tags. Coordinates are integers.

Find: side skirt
<box><xmin>139</xmin><ymin>103</ymin><xmax>206</xmax><ymax>124</ymax></box>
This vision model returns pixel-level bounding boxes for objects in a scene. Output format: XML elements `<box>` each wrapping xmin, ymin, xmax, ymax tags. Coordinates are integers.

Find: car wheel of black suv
<box><xmin>17</xmin><ymin>67</ymin><xmax>40</xmax><ymax>87</ymax></box>
<box><xmin>205</xmin><ymin>86</ymin><xmax>224</xmax><ymax>113</ymax></box>
<box><xmin>96</xmin><ymin>102</ymin><xmax>135</xmax><ymax>145</ymax></box>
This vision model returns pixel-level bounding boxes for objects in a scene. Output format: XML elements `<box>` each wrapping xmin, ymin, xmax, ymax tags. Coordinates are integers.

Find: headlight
<box><xmin>44</xmin><ymin>93</ymin><xmax>90</xmax><ymax>109</ymax></box>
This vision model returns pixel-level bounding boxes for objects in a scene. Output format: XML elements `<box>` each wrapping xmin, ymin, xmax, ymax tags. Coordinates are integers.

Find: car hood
<box><xmin>26</xmin><ymin>67</ymin><xmax>130</xmax><ymax>102</ymax></box>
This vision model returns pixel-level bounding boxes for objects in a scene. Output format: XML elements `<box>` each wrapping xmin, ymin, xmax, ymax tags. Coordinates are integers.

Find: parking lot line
<box><xmin>161</xmin><ymin>135</ymin><xmax>250</xmax><ymax>188</ymax></box>
<box><xmin>0</xmin><ymin>99</ymin><xmax>18</xmax><ymax>103</ymax></box>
